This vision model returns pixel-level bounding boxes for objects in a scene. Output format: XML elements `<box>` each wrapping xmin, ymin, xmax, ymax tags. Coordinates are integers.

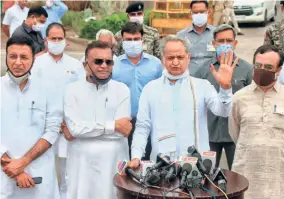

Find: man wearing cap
<box><xmin>264</xmin><ymin>1</ymin><xmax>284</xmax><ymax>84</ymax></box>
<box><xmin>114</xmin><ymin>1</ymin><xmax>161</xmax><ymax>59</ymax></box>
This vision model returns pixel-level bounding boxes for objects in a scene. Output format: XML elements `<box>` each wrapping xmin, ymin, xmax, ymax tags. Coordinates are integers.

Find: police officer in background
<box><xmin>114</xmin><ymin>2</ymin><xmax>161</xmax><ymax>59</ymax></box>
<box><xmin>264</xmin><ymin>1</ymin><xmax>284</xmax><ymax>84</ymax></box>
<box><xmin>223</xmin><ymin>0</ymin><xmax>244</xmax><ymax>35</ymax></box>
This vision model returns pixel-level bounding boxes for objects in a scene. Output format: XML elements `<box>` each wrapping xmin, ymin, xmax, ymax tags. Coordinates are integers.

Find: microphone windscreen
<box><xmin>182</xmin><ymin>163</ymin><xmax>192</xmax><ymax>174</ymax></box>
<box><xmin>203</xmin><ymin>159</ymin><xmax>212</xmax><ymax>173</ymax></box>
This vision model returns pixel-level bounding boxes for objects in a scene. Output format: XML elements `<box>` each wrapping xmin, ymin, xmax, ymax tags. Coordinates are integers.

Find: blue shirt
<box><xmin>112</xmin><ymin>53</ymin><xmax>162</xmax><ymax>117</ymax></box>
<box><xmin>42</xmin><ymin>1</ymin><xmax>68</xmax><ymax>38</ymax></box>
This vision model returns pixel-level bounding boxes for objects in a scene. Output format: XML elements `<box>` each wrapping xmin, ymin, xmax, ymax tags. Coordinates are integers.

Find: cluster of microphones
<box><xmin>120</xmin><ymin>146</ymin><xmax>227</xmax><ymax>197</ymax></box>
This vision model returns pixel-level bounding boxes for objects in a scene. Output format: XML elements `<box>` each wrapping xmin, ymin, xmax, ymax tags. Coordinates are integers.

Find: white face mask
<box><xmin>48</xmin><ymin>40</ymin><xmax>66</xmax><ymax>55</ymax></box>
<box><xmin>129</xmin><ymin>16</ymin><xmax>144</xmax><ymax>24</ymax></box>
<box><xmin>122</xmin><ymin>40</ymin><xmax>143</xmax><ymax>57</ymax></box>
<box><xmin>192</xmin><ymin>13</ymin><xmax>208</xmax><ymax>27</ymax></box>
<box><xmin>7</xmin><ymin>70</ymin><xmax>30</xmax><ymax>85</ymax></box>
<box><xmin>32</xmin><ymin>21</ymin><xmax>45</xmax><ymax>32</ymax></box>
<box><xmin>46</xmin><ymin>0</ymin><xmax>54</xmax><ymax>8</ymax></box>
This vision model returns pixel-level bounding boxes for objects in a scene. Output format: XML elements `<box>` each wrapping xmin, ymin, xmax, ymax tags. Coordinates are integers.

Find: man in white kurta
<box><xmin>129</xmin><ymin>35</ymin><xmax>238</xmax><ymax>167</ymax></box>
<box><xmin>1</xmin><ymin>36</ymin><xmax>62</xmax><ymax>199</ymax></box>
<box><xmin>64</xmin><ymin>41</ymin><xmax>131</xmax><ymax>199</ymax></box>
<box><xmin>31</xmin><ymin>22</ymin><xmax>85</xmax><ymax>199</ymax></box>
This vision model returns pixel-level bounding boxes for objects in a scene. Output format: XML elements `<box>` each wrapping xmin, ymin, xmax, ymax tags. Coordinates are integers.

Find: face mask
<box><xmin>122</xmin><ymin>40</ymin><xmax>143</xmax><ymax>57</ymax></box>
<box><xmin>129</xmin><ymin>16</ymin><xmax>144</xmax><ymax>24</ymax></box>
<box><xmin>216</xmin><ymin>44</ymin><xmax>234</xmax><ymax>57</ymax></box>
<box><xmin>46</xmin><ymin>0</ymin><xmax>54</xmax><ymax>8</ymax></box>
<box><xmin>192</xmin><ymin>13</ymin><xmax>208</xmax><ymax>27</ymax></box>
<box><xmin>7</xmin><ymin>70</ymin><xmax>30</xmax><ymax>85</ymax></box>
<box><xmin>253</xmin><ymin>68</ymin><xmax>277</xmax><ymax>86</ymax></box>
<box><xmin>87</xmin><ymin>63</ymin><xmax>112</xmax><ymax>85</ymax></box>
<box><xmin>48</xmin><ymin>40</ymin><xmax>66</xmax><ymax>55</ymax></box>
<box><xmin>163</xmin><ymin>69</ymin><xmax>189</xmax><ymax>80</ymax></box>
<box><xmin>32</xmin><ymin>21</ymin><xmax>45</xmax><ymax>32</ymax></box>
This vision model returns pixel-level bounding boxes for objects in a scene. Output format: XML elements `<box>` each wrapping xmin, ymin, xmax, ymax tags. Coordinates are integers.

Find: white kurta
<box><xmin>1</xmin><ymin>75</ymin><xmax>62</xmax><ymax>199</ymax></box>
<box><xmin>32</xmin><ymin>52</ymin><xmax>85</xmax><ymax>158</ymax></box>
<box><xmin>64</xmin><ymin>79</ymin><xmax>130</xmax><ymax>199</ymax></box>
<box><xmin>132</xmin><ymin>75</ymin><xmax>232</xmax><ymax>160</ymax></box>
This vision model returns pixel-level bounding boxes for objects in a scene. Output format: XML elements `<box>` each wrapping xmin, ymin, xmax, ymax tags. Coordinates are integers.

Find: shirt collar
<box><xmin>250</xmin><ymin>80</ymin><xmax>281</xmax><ymax>93</ymax></box>
<box><xmin>22</xmin><ymin>21</ymin><xmax>33</xmax><ymax>33</ymax></box>
<box><xmin>121</xmin><ymin>52</ymin><xmax>150</xmax><ymax>64</ymax></box>
<box><xmin>46</xmin><ymin>52</ymin><xmax>65</xmax><ymax>63</ymax></box>
<box><xmin>187</xmin><ymin>24</ymin><xmax>212</xmax><ymax>33</ymax></box>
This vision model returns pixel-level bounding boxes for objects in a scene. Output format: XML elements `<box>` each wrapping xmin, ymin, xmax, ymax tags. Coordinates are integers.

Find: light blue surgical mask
<box><xmin>192</xmin><ymin>13</ymin><xmax>208</xmax><ymax>27</ymax></box>
<box><xmin>216</xmin><ymin>44</ymin><xmax>234</xmax><ymax>57</ymax></box>
<box><xmin>122</xmin><ymin>40</ymin><xmax>143</xmax><ymax>57</ymax></box>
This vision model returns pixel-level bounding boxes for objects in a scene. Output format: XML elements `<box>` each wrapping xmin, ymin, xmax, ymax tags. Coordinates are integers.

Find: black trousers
<box><xmin>128</xmin><ymin>118</ymin><xmax>152</xmax><ymax>160</ymax></box>
<box><xmin>209</xmin><ymin>142</ymin><xmax>236</xmax><ymax>170</ymax></box>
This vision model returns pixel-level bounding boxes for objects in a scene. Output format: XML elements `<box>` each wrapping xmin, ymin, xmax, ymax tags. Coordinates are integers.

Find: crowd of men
<box><xmin>1</xmin><ymin>1</ymin><xmax>284</xmax><ymax>199</ymax></box>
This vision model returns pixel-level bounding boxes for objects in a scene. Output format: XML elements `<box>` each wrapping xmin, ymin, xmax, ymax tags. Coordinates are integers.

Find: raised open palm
<box><xmin>210</xmin><ymin>50</ymin><xmax>239</xmax><ymax>90</ymax></box>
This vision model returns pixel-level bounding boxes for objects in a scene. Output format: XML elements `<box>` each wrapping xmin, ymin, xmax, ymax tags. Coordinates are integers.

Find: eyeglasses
<box><xmin>128</xmin><ymin>11</ymin><xmax>143</xmax><ymax>17</ymax></box>
<box><xmin>254</xmin><ymin>62</ymin><xmax>274</xmax><ymax>70</ymax></box>
<box><xmin>93</xmin><ymin>58</ymin><xmax>114</xmax><ymax>66</ymax></box>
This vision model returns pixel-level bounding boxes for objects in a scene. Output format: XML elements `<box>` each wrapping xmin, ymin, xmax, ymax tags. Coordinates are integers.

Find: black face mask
<box><xmin>87</xmin><ymin>63</ymin><xmax>112</xmax><ymax>85</ymax></box>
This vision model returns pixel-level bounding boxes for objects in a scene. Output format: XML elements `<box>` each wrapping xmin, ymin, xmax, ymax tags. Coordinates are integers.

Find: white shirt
<box><xmin>2</xmin><ymin>4</ymin><xmax>29</xmax><ymax>37</ymax></box>
<box><xmin>131</xmin><ymin>75</ymin><xmax>232</xmax><ymax>160</ymax></box>
<box><xmin>64</xmin><ymin>79</ymin><xmax>130</xmax><ymax>199</ymax></box>
<box><xmin>279</xmin><ymin>66</ymin><xmax>284</xmax><ymax>85</ymax></box>
<box><xmin>1</xmin><ymin>74</ymin><xmax>62</xmax><ymax>199</ymax></box>
<box><xmin>32</xmin><ymin>52</ymin><xmax>85</xmax><ymax>158</ymax></box>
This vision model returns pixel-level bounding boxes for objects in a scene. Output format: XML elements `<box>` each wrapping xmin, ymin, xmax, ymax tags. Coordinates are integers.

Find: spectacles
<box><xmin>93</xmin><ymin>58</ymin><xmax>114</xmax><ymax>66</ymax></box>
<box><xmin>128</xmin><ymin>11</ymin><xmax>143</xmax><ymax>17</ymax></box>
<box><xmin>254</xmin><ymin>62</ymin><xmax>274</xmax><ymax>70</ymax></box>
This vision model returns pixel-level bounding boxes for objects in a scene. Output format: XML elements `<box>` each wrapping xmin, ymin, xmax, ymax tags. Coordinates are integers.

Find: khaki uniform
<box><xmin>264</xmin><ymin>20</ymin><xmax>284</xmax><ymax>54</ymax></box>
<box><xmin>114</xmin><ymin>24</ymin><xmax>161</xmax><ymax>59</ymax></box>
<box><xmin>212</xmin><ymin>0</ymin><xmax>225</xmax><ymax>27</ymax></box>
<box><xmin>224</xmin><ymin>0</ymin><xmax>242</xmax><ymax>33</ymax></box>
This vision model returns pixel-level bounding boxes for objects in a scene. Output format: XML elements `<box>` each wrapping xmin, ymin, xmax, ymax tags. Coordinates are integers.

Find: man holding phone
<box><xmin>1</xmin><ymin>36</ymin><xmax>62</xmax><ymax>199</ymax></box>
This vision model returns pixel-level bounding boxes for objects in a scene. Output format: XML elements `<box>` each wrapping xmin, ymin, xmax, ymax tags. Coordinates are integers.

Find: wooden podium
<box><xmin>114</xmin><ymin>170</ymin><xmax>249</xmax><ymax>199</ymax></box>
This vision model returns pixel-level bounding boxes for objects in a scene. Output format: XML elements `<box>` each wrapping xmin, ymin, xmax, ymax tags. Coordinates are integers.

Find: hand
<box><xmin>15</xmin><ymin>172</ymin><xmax>35</xmax><ymax>188</ymax></box>
<box><xmin>1</xmin><ymin>153</ymin><xmax>11</xmax><ymax>167</ymax></box>
<box><xmin>2</xmin><ymin>158</ymin><xmax>30</xmax><ymax>178</ymax></box>
<box><xmin>61</xmin><ymin>121</ymin><xmax>75</xmax><ymax>141</ymax></box>
<box><xmin>128</xmin><ymin>158</ymin><xmax>140</xmax><ymax>170</ymax></box>
<box><xmin>210</xmin><ymin>50</ymin><xmax>239</xmax><ymax>90</ymax></box>
<box><xmin>115</xmin><ymin>117</ymin><xmax>132</xmax><ymax>137</ymax></box>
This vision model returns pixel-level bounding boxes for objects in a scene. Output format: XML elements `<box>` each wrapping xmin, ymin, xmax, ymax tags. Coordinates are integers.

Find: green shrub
<box><xmin>61</xmin><ymin>10</ymin><xmax>86</xmax><ymax>33</ymax></box>
<box><xmin>80</xmin><ymin>10</ymin><xmax>155</xmax><ymax>39</ymax></box>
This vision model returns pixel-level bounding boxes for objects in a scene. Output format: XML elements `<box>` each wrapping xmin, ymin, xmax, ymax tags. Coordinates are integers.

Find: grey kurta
<box><xmin>229</xmin><ymin>81</ymin><xmax>284</xmax><ymax>199</ymax></box>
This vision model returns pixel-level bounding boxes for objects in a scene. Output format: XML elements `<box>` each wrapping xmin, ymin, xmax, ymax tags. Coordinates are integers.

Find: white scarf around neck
<box><xmin>162</xmin><ymin>69</ymin><xmax>189</xmax><ymax>80</ymax></box>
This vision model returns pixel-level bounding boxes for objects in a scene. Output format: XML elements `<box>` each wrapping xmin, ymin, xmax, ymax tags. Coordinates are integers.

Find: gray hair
<box><xmin>96</xmin><ymin>29</ymin><xmax>116</xmax><ymax>45</ymax></box>
<box><xmin>213</xmin><ymin>24</ymin><xmax>236</xmax><ymax>40</ymax></box>
<box><xmin>160</xmin><ymin>34</ymin><xmax>191</xmax><ymax>56</ymax></box>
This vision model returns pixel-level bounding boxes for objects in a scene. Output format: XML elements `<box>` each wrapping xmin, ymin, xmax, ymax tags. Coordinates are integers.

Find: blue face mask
<box><xmin>216</xmin><ymin>44</ymin><xmax>234</xmax><ymax>57</ymax></box>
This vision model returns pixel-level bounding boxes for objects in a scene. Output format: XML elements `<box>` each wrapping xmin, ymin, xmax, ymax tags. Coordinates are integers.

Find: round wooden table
<box><xmin>114</xmin><ymin>170</ymin><xmax>249</xmax><ymax>199</ymax></box>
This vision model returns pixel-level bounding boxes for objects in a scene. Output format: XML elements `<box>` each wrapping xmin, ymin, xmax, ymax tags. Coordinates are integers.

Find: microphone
<box><xmin>165</xmin><ymin>162</ymin><xmax>180</xmax><ymax>181</ymax></box>
<box><xmin>149</xmin><ymin>153</ymin><xmax>171</xmax><ymax>171</ymax></box>
<box><xmin>125</xmin><ymin>167</ymin><xmax>145</xmax><ymax>185</ymax></box>
<box><xmin>188</xmin><ymin>146</ymin><xmax>209</xmax><ymax>175</ymax></box>
<box><xmin>180</xmin><ymin>163</ymin><xmax>192</xmax><ymax>188</ymax></box>
<box><xmin>212</xmin><ymin>167</ymin><xmax>227</xmax><ymax>192</ymax></box>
